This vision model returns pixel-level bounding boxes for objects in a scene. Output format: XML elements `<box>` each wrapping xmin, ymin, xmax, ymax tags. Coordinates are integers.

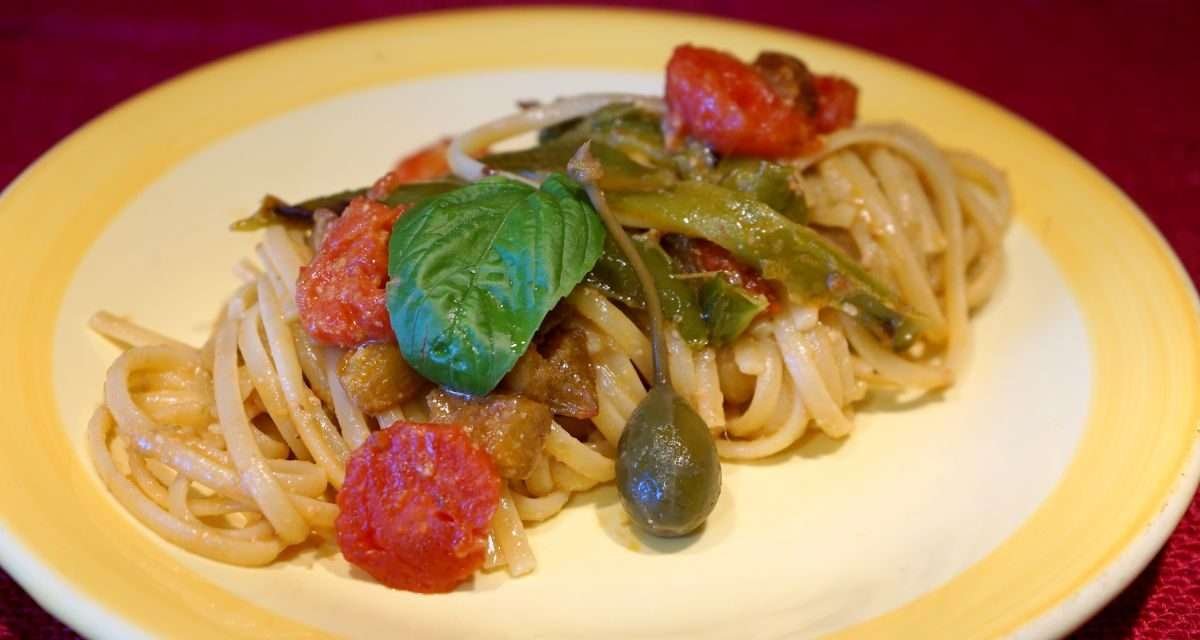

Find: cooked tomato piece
<box><xmin>664</xmin><ymin>45</ymin><xmax>858</xmax><ymax>157</ymax></box>
<box><xmin>665</xmin><ymin>45</ymin><xmax>810</xmax><ymax>157</ymax></box>
<box><xmin>368</xmin><ymin>139</ymin><xmax>452</xmax><ymax>200</ymax></box>
<box><xmin>336</xmin><ymin>421</ymin><xmax>500</xmax><ymax>593</ymax></box>
<box><xmin>296</xmin><ymin>197</ymin><xmax>403</xmax><ymax>347</ymax></box>
<box><xmin>813</xmin><ymin>75</ymin><xmax>858</xmax><ymax>133</ymax></box>
<box><xmin>684</xmin><ymin>237</ymin><xmax>782</xmax><ymax>314</ymax></box>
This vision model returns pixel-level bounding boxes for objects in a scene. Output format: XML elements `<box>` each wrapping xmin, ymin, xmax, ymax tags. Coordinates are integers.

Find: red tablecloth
<box><xmin>3</xmin><ymin>1</ymin><xmax>1198</xmax><ymax>638</ymax></box>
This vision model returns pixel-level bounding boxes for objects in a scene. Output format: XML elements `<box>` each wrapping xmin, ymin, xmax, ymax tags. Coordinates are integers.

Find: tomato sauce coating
<box><xmin>296</xmin><ymin>197</ymin><xmax>403</xmax><ymax>347</ymax></box>
<box><xmin>336</xmin><ymin>421</ymin><xmax>500</xmax><ymax>593</ymax></box>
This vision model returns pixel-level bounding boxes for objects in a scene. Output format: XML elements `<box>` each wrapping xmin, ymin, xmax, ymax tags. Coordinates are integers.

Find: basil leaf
<box><xmin>386</xmin><ymin>174</ymin><xmax>604</xmax><ymax>396</ymax></box>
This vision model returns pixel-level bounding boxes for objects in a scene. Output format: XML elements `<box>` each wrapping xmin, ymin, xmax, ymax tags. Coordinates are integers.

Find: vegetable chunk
<box><xmin>427</xmin><ymin>389</ymin><xmax>553</xmax><ymax>480</ymax></box>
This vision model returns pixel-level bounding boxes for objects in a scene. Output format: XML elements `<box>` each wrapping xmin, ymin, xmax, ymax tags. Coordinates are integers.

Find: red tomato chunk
<box><xmin>336</xmin><ymin>421</ymin><xmax>501</xmax><ymax>593</ymax></box>
<box><xmin>686</xmin><ymin>238</ymin><xmax>783</xmax><ymax>315</ymax></box>
<box><xmin>368</xmin><ymin>139</ymin><xmax>452</xmax><ymax>200</ymax></box>
<box><xmin>665</xmin><ymin>44</ymin><xmax>858</xmax><ymax>157</ymax></box>
<box><xmin>813</xmin><ymin>75</ymin><xmax>858</xmax><ymax>134</ymax></box>
<box><xmin>296</xmin><ymin>197</ymin><xmax>403</xmax><ymax>347</ymax></box>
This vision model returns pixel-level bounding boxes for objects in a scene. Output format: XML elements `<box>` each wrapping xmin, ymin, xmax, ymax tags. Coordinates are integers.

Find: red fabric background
<box><xmin>2</xmin><ymin>1</ymin><xmax>1198</xmax><ymax>637</ymax></box>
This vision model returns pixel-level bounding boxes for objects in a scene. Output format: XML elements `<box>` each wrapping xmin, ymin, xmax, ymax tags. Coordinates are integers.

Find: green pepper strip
<box><xmin>717</xmin><ymin>156</ymin><xmax>808</xmax><ymax>224</ymax></box>
<box><xmin>482</xmin><ymin>103</ymin><xmax>675</xmax><ymax>192</ymax></box>
<box><xmin>378</xmin><ymin>180</ymin><xmax>464</xmax><ymax>208</ymax></box>
<box><xmin>231</xmin><ymin>181</ymin><xmax>463</xmax><ymax>232</ymax></box>
<box><xmin>569</xmin><ymin>143</ymin><xmax>671</xmax><ymax>387</ymax></box>
<box><xmin>608</xmin><ymin>181</ymin><xmax>923</xmax><ymax>344</ymax></box>
<box><xmin>700</xmin><ymin>275</ymin><xmax>769</xmax><ymax>346</ymax></box>
<box><xmin>586</xmin><ymin>234</ymin><xmax>708</xmax><ymax>349</ymax></box>
<box><xmin>231</xmin><ymin>188</ymin><xmax>371</xmax><ymax>231</ymax></box>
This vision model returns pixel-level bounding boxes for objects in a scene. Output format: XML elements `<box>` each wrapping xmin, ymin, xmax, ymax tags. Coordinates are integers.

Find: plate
<box><xmin>1</xmin><ymin>8</ymin><xmax>1197</xmax><ymax>639</ymax></box>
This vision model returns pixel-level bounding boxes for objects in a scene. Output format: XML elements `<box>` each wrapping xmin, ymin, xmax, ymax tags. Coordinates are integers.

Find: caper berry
<box><xmin>617</xmin><ymin>384</ymin><xmax>721</xmax><ymax>536</ymax></box>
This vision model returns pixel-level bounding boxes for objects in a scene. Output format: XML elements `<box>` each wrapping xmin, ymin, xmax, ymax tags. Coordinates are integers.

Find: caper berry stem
<box><xmin>569</xmin><ymin>142</ymin><xmax>670</xmax><ymax>388</ymax></box>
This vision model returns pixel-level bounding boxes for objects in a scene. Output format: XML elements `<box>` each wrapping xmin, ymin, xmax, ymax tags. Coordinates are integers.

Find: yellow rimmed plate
<box><xmin>0</xmin><ymin>8</ymin><xmax>1197</xmax><ymax>639</ymax></box>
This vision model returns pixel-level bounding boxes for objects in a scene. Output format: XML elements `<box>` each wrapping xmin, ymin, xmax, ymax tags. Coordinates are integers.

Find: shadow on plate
<box><xmin>859</xmin><ymin>386</ymin><xmax>947</xmax><ymax>414</ymax></box>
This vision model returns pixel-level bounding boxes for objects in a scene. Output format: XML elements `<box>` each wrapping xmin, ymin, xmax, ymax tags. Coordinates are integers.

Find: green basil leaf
<box><xmin>386</xmin><ymin>174</ymin><xmax>604</xmax><ymax>396</ymax></box>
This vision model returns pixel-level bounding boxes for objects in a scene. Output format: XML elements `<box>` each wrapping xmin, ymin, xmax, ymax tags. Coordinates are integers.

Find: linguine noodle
<box><xmin>88</xmin><ymin>108</ymin><xmax>1009</xmax><ymax>577</ymax></box>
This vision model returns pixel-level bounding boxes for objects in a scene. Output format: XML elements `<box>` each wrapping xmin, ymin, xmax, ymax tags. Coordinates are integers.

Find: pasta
<box><xmin>86</xmin><ymin>43</ymin><xmax>1009</xmax><ymax>591</ymax></box>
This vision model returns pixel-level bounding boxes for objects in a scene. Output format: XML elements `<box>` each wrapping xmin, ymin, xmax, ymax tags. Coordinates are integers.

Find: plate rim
<box><xmin>1</xmin><ymin>7</ymin><xmax>1198</xmax><ymax>639</ymax></box>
